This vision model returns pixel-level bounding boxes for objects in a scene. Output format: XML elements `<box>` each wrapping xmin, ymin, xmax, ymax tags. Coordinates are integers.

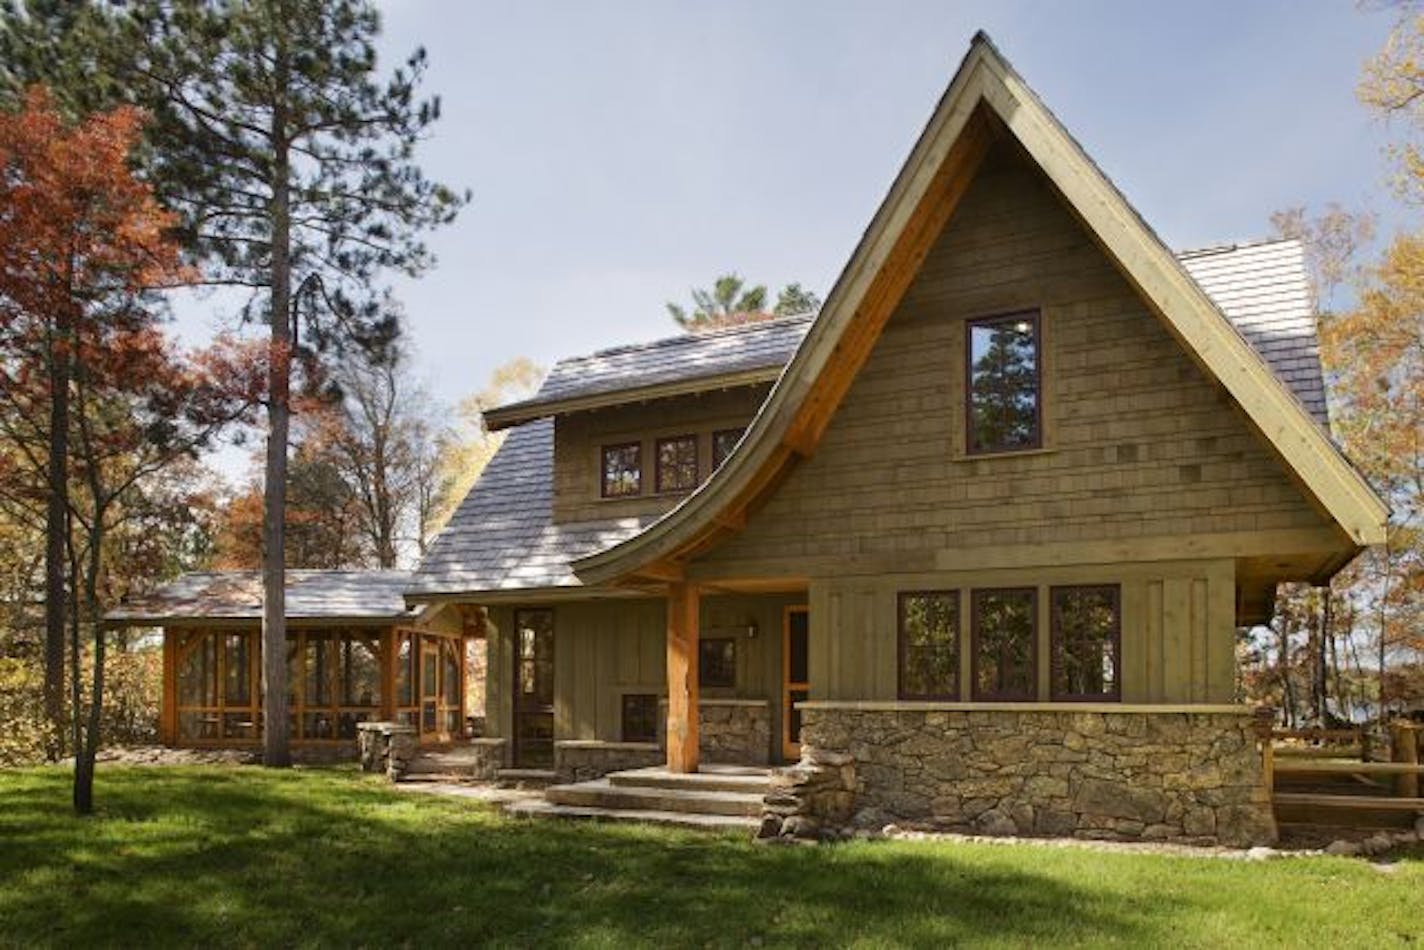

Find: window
<box><xmin>655</xmin><ymin>434</ymin><xmax>699</xmax><ymax>493</ymax></box>
<box><xmin>601</xmin><ymin>442</ymin><xmax>641</xmax><ymax>497</ymax></box>
<box><xmin>712</xmin><ymin>428</ymin><xmax>745</xmax><ymax>469</ymax></box>
<box><xmin>972</xmin><ymin>588</ymin><xmax>1037</xmax><ymax>701</ymax></box>
<box><xmin>698</xmin><ymin>637</ymin><xmax>737</xmax><ymax>688</ymax></box>
<box><xmin>1050</xmin><ymin>585</ymin><xmax>1121</xmax><ymax>701</ymax></box>
<box><xmin>898</xmin><ymin>592</ymin><xmax>960</xmax><ymax>700</ymax></box>
<box><xmin>621</xmin><ymin>693</ymin><xmax>658</xmax><ymax>743</ymax></box>
<box><xmin>966</xmin><ymin>311</ymin><xmax>1041</xmax><ymax>454</ymax></box>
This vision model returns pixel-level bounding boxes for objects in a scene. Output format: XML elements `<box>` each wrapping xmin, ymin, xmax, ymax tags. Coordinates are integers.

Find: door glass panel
<box><xmin>514</xmin><ymin>609</ymin><xmax>555</xmax><ymax>768</ymax></box>
<box><xmin>789</xmin><ymin>612</ymin><xmax>809</xmax><ymax>684</ymax></box>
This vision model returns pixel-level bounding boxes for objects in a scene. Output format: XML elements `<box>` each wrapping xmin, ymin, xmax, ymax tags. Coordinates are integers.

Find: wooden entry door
<box><xmin>418</xmin><ymin>635</ymin><xmax>463</xmax><ymax>743</ymax></box>
<box><xmin>782</xmin><ymin>606</ymin><xmax>810</xmax><ymax>761</ymax></box>
<box><xmin>513</xmin><ymin>609</ymin><xmax>555</xmax><ymax>768</ymax></box>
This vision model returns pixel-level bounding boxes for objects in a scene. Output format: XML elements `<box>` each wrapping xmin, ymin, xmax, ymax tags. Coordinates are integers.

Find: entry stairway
<box><xmin>506</xmin><ymin>764</ymin><xmax>771</xmax><ymax>831</ymax></box>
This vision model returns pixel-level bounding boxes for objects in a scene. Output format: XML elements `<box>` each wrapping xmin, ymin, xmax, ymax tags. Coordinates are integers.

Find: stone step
<box><xmin>546</xmin><ymin>778</ymin><xmax>764</xmax><ymax>817</ymax></box>
<box><xmin>608</xmin><ymin>765</ymin><xmax>773</xmax><ymax>795</ymax></box>
<box><xmin>496</xmin><ymin>768</ymin><xmax>558</xmax><ymax>789</ymax></box>
<box><xmin>506</xmin><ymin>798</ymin><xmax>759</xmax><ymax>832</ymax></box>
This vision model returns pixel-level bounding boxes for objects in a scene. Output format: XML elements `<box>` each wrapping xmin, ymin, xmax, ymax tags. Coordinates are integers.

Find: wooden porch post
<box><xmin>379</xmin><ymin>627</ymin><xmax>396</xmax><ymax>722</ymax></box>
<box><xmin>160</xmin><ymin>628</ymin><xmax>177</xmax><ymax>746</ymax></box>
<box><xmin>666</xmin><ymin>581</ymin><xmax>700</xmax><ymax>773</ymax></box>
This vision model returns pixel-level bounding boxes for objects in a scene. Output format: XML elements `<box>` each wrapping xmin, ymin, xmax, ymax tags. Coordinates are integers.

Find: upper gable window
<box><xmin>966</xmin><ymin>311</ymin><xmax>1041</xmax><ymax>454</ymax></box>
<box><xmin>711</xmin><ymin>427</ymin><xmax>744</xmax><ymax>470</ymax></box>
<box><xmin>601</xmin><ymin>442</ymin><xmax>642</xmax><ymax>497</ymax></box>
<box><xmin>655</xmin><ymin>434</ymin><xmax>699</xmax><ymax>494</ymax></box>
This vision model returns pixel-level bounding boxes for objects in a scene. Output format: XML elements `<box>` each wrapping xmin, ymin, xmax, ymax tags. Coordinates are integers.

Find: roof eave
<box><xmin>484</xmin><ymin>366</ymin><xmax>785</xmax><ymax>432</ymax></box>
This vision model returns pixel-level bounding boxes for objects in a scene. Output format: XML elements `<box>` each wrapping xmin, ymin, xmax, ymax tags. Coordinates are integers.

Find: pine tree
<box><xmin>124</xmin><ymin>0</ymin><xmax>466</xmax><ymax>765</ymax></box>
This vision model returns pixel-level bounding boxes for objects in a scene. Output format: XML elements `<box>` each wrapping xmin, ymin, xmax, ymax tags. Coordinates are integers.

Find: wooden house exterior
<box><xmin>403</xmin><ymin>35</ymin><xmax>1387</xmax><ymax>845</ymax></box>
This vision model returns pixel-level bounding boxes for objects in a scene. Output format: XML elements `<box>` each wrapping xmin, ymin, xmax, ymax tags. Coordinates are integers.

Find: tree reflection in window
<box><xmin>967</xmin><ymin>312</ymin><xmax>1040</xmax><ymax>453</ymax></box>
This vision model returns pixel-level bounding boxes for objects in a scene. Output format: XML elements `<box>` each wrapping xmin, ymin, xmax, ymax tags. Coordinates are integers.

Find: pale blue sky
<box><xmin>183</xmin><ymin>1</ymin><xmax>1409</xmax><ymax>474</ymax></box>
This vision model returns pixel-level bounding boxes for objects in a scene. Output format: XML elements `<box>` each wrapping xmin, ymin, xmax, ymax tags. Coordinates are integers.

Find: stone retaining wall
<box><xmin>556</xmin><ymin>741</ymin><xmax>662</xmax><ymax>782</ymax></box>
<box><xmin>659</xmin><ymin>699</ymin><xmax>772</xmax><ymax>765</ymax></box>
<box><xmin>802</xmin><ymin>706</ymin><xmax>1276</xmax><ymax>847</ymax></box>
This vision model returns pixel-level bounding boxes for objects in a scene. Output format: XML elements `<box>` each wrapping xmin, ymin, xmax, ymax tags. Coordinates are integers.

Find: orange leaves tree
<box><xmin>0</xmin><ymin>88</ymin><xmax>259</xmax><ymax>810</ymax></box>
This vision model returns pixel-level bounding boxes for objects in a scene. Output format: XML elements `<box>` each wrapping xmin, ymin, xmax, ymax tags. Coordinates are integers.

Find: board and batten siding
<box><xmin>552</xmin><ymin>385</ymin><xmax>771</xmax><ymax>524</ymax></box>
<box><xmin>810</xmin><ymin>559</ymin><xmax>1236</xmax><ymax>704</ymax></box>
<box><xmin>483</xmin><ymin>594</ymin><xmax>798</xmax><ymax>746</ymax></box>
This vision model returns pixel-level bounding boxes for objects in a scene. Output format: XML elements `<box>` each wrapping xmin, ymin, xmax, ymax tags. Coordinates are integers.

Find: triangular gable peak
<box><xmin>573</xmin><ymin>32</ymin><xmax>1387</xmax><ymax>588</ymax></box>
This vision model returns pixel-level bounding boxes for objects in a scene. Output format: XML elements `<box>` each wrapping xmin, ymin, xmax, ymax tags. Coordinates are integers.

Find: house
<box><xmin>409</xmin><ymin>33</ymin><xmax>1387</xmax><ymax>844</ymax></box>
<box><xmin>112</xmin><ymin>34</ymin><xmax>1388</xmax><ymax>846</ymax></box>
<box><xmin>105</xmin><ymin>571</ymin><xmax>473</xmax><ymax>751</ymax></box>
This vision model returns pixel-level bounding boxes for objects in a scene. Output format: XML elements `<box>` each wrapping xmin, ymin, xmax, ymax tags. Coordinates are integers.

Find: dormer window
<box><xmin>601</xmin><ymin>442</ymin><xmax>642</xmax><ymax>497</ymax></box>
<box><xmin>966</xmin><ymin>311</ymin><xmax>1041</xmax><ymax>454</ymax></box>
<box><xmin>655</xmin><ymin>434</ymin><xmax>699</xmax><ymax>493</ymax></box>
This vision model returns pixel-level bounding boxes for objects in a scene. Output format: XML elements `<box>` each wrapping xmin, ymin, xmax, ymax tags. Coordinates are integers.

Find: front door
<box><xmin>782</xmin><ymin>606</ymin><xmax>809</xmax><ymax>761</ymax></box>
<box><xmin>513</xmin><ymin>608</ymin><xmax>555</xmax><ymax>768</ymax></box>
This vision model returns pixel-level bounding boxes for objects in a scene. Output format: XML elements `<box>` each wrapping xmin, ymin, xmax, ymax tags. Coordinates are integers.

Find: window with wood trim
<box><xmin>601</xmin><ymin>442</ymin><xmax>642</xmax><ymax>497</ymax></box>
<box><xmin>1050</xmin><ymin>585</ymin><xmax>1121</xmax><ymax>701</ymax></box>
<box><xmin>698</xmin><ymin>637</ymin><xmax>737</xmax><ymax>688</ymax></box>
<box><xmin>655</xmin><ymin>434</ymin><xmax>699</xmax><ymax>493</ymax></box>
<box><xmin>621</xmin><ymin>693</ymin><xmax>658</xmax><ymax>743</ymax></box>
<box><xmin>972</xmin><ymin>587</ymin><xmax>1037</xmax><ymax>701</ymax></box>
<box><xmin>966</xmin><ymin>311</ymin><xmax>1041</xmax><ymax>454</ymax></box>
<box><xmin>898</xmin><ymin>591</ymin><xmax>960</xmax><ymax>700</ymax></box>
<box><xmin>711</xmin><ymin>427</ymin><xmax>745</xmax><ymax>469</ymax></box>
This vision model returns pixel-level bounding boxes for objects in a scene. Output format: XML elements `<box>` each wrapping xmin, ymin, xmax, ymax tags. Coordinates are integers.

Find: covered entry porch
<box><xmin>481</xmin><ymin>582</ymin><xmax>808</xmax><ymax>780</ymax></box>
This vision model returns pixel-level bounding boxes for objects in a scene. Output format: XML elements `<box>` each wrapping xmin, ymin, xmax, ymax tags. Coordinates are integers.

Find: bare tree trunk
<box><xmin>261</xmin><ymin>19</ymin><xmax>293</xmax><ymax>768</ymax></box>
<box><xmin>43</xmin><ymin>315</ymin><xmax>71</xmax><ymax>761</ymax></box>
<box><xmin>1377</xmin><ymin>542</ymin><xmax>1391</xmax><ymax>723</ymax></box>
<box><xmin>1278</xmin><ymin>623</ymin><xmax>1297</xmax><ymax>728</ymax></box>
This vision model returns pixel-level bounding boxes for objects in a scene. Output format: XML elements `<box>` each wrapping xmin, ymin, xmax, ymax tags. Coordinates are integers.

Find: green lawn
<box><xmin>0</xmin><ymin>767</ymin><xmax>1419</xmax><ymax>948</ymax></box>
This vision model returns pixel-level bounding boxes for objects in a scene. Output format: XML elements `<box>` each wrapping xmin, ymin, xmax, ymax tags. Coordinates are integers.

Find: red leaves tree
<box><xmin>0</xmin><ymin>87</ymin><xmax>259</xmax><ymax>810</ymax></box>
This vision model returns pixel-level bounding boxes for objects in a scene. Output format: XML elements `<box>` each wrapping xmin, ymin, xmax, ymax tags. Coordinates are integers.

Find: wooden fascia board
<box><xmin>571</xmin><ymin>62</ymin><xmax>998</xmax><ymax>587</ymax></box>
<box><xmin>483</xmin><ymin>366</ymin><xmax>784</xmax><ymax>432</ymax></box>
<box><xmin>974</xmin><ymin>54</ymin><xmax>1388</xmax><ymax>546</ymax></box>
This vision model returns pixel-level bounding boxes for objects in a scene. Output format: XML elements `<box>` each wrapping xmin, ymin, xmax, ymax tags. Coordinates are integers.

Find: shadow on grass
<box><xmin>0</xmin><ymin>766</ymin><xmax>1253</xmax><ymax>947</ymax></box>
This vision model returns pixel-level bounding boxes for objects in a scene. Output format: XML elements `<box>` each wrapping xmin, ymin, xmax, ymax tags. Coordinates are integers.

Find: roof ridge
<box><xmin>552</xmin><ymin>312</ymin><xmax>815</xmax><ymax>366</ymax></box>
<box><xmin>1176</xmin><ymin>236</ymin><xmax>1302</xmax><ymax>259</ymax></box>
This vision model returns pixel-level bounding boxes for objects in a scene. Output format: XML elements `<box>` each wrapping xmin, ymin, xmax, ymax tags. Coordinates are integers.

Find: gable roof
<box><xmin>105</xmin><ymin>570</ymin><xmax>417</xmax><ymax>625</ymax></box>
<box><xmin>570</xmin><ymin>31</ymin><xmax>1387</xmax><ymax>588</ymax></box>
<box><xmin>407</xmin><ymin>240</ymin><xmax>1332</xmax><ymax>599</ymax></box>
<box><xmin>483</xmin><ymin>314</ymin><xmax>815</xmax><ymax>431</ymax></box>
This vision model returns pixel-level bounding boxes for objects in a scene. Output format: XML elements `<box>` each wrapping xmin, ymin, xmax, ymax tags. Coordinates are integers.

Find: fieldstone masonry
<box><xmin>799</xmin><ymin>706</ymin><xmax>1277</xmax><ymax>847</ymax></box>
<box><xmin>556</xmin><ymin>741</ymin><xmax>661</xmax><ymax>782</ymax></box>
<box><xmin>760</xmin><ymin>747</ymin><xmax>857</xmax><ymax>841</ymax></box>
<box><xmin>356</xmin><ymin>722</ymin><xmax>417</xmax><ymax>781</ymax></box>
<box><xmin>658</xmin><ymin>699</ymin><xmax>772</xmax><ymax>765</ymax></box>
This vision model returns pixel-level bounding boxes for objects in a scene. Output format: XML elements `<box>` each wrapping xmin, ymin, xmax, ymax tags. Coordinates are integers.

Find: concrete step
<box><xmin>506</xmin><ymin>798</ymin><xmax>758</xmax><ymax>832</ymax></box>
<box><xmin>546</xmin><ymin>778</ymin><xmax>764</xmax><ymax>817</ymax></box>
<box><xmin>608</xmin><ymin>765</ymin><xmax>773</xmax><ymax>795</ymax></box>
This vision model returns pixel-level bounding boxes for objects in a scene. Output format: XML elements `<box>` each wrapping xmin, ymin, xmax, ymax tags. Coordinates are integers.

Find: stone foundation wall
<box><xmin>556</xmin><ymin>741</ymin><xmax>662</xmax><ymax>782</ymax></box>
<box><xmin>659</xmin><ymin>699</ymin><xmax>772</xmax><ymax>765</ymax></box>
<box><xmin>802</xmin><ymin>706</ymin><xmax>1276</xmax><ymax>847</ymax></box>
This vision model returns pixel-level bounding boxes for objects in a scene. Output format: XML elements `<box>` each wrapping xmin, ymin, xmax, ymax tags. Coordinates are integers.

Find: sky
<box><xmin>180</xmin><ymin>1</ymin><xmax>1409</xmax><ymax>478</ymax></box>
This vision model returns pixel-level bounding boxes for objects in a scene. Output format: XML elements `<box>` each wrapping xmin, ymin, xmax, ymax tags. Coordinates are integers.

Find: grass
<box><xmin>0</xmin><ymin>767</ymin><xmax>1420</xmax><ymax>948</ymax></box>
